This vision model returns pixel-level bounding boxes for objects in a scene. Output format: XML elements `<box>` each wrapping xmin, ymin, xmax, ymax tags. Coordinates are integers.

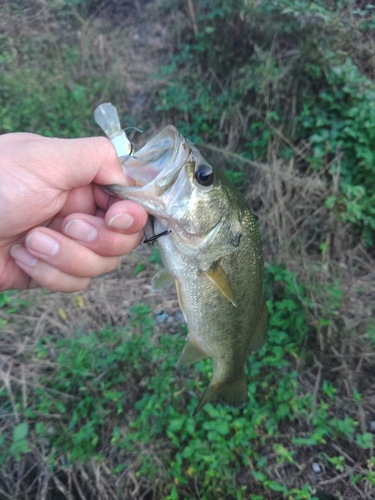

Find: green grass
<box><xmin>0</xmin><ymin>266</ymin><xmax>373</xmax><ymax>498</ymax></box>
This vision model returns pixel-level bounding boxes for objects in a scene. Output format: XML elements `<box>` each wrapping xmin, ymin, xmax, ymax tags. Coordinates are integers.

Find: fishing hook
<box><xmin>143</xmin><ymin>230</ymin><xmax>171</xmax><ymax>245</ymax></box>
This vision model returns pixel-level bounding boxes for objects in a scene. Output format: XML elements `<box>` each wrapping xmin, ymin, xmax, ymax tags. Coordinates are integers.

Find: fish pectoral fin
<box><xmin>193</xmin><ymin>374</ymin><xmax>247</xmax><ymax>415</ymax></box>
<box><xmin>177</xmin><ymin>337</ymin><xmax>208</xmax><ymax>368</ymax></box>
<box><xmin>175</xmin><ymin>279</ymin><xmax>187</xmax><ymax>321</ymax></box>
<box><xmin>250</xmin><ymin>299</ymin><xmax>268</xmax><ymax>352</ymax></box>
<box><xmin>204</xmin><ymin>264</ymin><xmax>237</xmax><ymax>307</ymax></box>
<box><xmin>151</xmin><ymin>270</ymin><xmax>174</xmax><ymax>292</ymax></box>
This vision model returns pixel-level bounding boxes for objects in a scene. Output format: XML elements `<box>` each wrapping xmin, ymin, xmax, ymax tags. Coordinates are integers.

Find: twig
<box><xmin>186</xmin><ymin>0</ymin><xmax>198</xmax><ymax>37</ymax></box>
<box><xmin>0</xmin><ymin>361</ymin><xmax>19</xmax><ymax>423</ymax></box>
<box><xmin>264</xmin><ymin>119</ymin><xmax>309</xmax><ymax>160</ymax></box>
<box><xmin>318</xmin><ymin>470</ymin><xmax>350</xmax><ymax>485</ymax></box>
<box><xmin>53</xmin><ymin>475</ymin><xmax>75</xmax><ymax>500</ymax></box>
<box><xmin>312</xmin><ymin>363</ymin><xmax>322</xmax><ymax>409</ymax></box>
<box><xmin>0</xmin><ymin>487</ymin><xmax>13</xmax><ymax>500</ymax></box>
<box><xmin>71</xmin><ymin>473</ymin><xmax>87</xmax><ymax>500</ymax></box>
<box><xmin>331</xmin><ymin>442</ymin><xmax>356</xmax><ymax>465</ymax></box>
<box><xmin>21</xmin><ymin>364</ymin><xmax>27</xmax><ymax>410</ymax></box>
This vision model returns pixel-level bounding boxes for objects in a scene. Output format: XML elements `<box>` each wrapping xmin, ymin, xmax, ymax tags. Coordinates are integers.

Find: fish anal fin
<box><xmin>151</xmin><ymin>270</ymin><xmax>173</xmax><ymax>292</ymax></box>
<box><xmin>193</xmin><ymin>384</ymin><xmax>219</xmax><ymax>416</ymax></box>
<box><xmin>177</xmin><ymin>337</ymin><xmax>208</xmax><ymax>368</ymax></box>
<box><xmin>204</xmin><ymin>264</ymin><xmax>237</xmax><ymax>307</ymax></box>
<box><xmin>250</xmin><ymin>299</ymin><xmax>268</xmax><ymax>352</ymax></box>
<box><xmin>193</xmin><ymin>374</ymin><xmax>247</xmax><ymax>415</ymax></box>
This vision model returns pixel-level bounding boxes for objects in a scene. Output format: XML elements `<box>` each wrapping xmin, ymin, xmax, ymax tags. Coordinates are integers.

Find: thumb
<box><xmin>3</xmin><ymin>133</ymin><xmax>128</xmax><ymax>190</ymax></box>
<box><xmin>43</xmin><ymin>136</ymin><xmax>128</xmax><ymax>188</ymax></box>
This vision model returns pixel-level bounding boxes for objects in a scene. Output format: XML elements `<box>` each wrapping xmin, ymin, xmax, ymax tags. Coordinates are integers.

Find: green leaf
<box><xmin>355</xmin><ymin>432</ymin><xmax>374</xmax><ymax>449</ymax></box>
<box><xmin>168</xmin><ymin>418</ymin><xmax>184</xmax><ymax>433</ymax></box>
<box><xmin>251</xmin><ymin>470</ymin><xmax>266</xmax><ymax>481</ymax></box>
<box><xmin>13</xmin><ymin>422</ymin><xmax>29</xmax><ymax>442</ymax></box>
<box><xmin>134</xmin><ymin>263</ymin><xmax>147</xmax><ymax>276</ymax></box>
<box><xmin>267</xmin><ymin>480</ymin><xmax>287</xmax><ymax>492</ymax></box>
<box><xmin>10</xmin><ymin>440</ymin><xmax>30</xmax><ymax>461</ymax></box>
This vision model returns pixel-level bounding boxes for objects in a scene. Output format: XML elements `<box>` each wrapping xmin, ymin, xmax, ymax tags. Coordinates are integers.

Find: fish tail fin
<box><xmin>193</xmin><ymin>374</ymin><xmax>247</xmax><ymax>415</ymax></box>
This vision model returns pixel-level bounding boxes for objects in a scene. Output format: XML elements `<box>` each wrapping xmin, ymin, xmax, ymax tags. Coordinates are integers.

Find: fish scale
<box><xmin>98</xmin><ymin>115</ymin><xmax>267</xmax><ymax>414</ymax></box>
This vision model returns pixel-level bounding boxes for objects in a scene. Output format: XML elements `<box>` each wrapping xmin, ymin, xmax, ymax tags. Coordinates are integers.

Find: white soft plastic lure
<box><xmin>94</xmin><ymin>102</ymin><xmax>133</xmax><ymax>159</ymax></box>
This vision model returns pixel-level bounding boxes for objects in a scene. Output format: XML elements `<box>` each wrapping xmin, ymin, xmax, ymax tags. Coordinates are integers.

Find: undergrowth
<box><xmin>0</xmin><ymin>0</ymin><xmax>374</xmax><ymax>499</ymax></box>
<box><xmin>1</xmin><ymin>266</ymin><xmax>373</xmax><ymax>499</ymax></box>
<box><xmin>155</xmin><ymin>0</ymin><xmax>375</xmax><ymax>247</ymax></box>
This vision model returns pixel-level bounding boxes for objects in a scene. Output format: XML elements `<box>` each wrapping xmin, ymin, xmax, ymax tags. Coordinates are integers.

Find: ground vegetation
<box><xmin>0</xmin><ymin>1</ymin><xmax>374</xmax><ymax>499</ymax></box>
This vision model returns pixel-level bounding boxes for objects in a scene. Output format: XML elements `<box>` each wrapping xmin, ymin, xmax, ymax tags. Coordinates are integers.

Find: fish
<box><xmin>104</xmin><ymin>124</ymin><xmax>267</xmax><ymax>414</ymax></box>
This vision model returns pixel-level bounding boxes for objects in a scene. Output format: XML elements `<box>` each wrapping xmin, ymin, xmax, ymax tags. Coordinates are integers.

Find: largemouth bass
<box><xmin>98</xmin><ymin>110</ymin><xmax>267</xmax><ymax>414</ymax></box>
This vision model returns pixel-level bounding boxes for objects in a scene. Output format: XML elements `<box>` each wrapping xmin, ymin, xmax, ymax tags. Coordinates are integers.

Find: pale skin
<box><xmin>0</xmin><ymin>133</ymin><xmax>148</xmax><ymax>292</ymax></box>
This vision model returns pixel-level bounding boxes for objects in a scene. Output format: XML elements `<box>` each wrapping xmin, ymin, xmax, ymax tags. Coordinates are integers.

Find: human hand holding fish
<box><xmin>95</xmin><ymin>103</ymin><xmax>268</xmax><ymax>414</ymax></box>
<box><xmin>0</xmin><ymin>132</ymin><xmax>148</xmax><ymax>292</ymax></box>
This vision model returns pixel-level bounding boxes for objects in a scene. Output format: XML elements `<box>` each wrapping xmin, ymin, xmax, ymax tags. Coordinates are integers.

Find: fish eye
<box><xmin>194</xmin><ymin>164</ymin><xmax>214</xmax><ymax>186</ymax></box>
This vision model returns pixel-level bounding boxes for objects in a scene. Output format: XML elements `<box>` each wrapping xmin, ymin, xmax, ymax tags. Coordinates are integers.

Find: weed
<box><xmin>154</xmin><ymin>0</ymin><xmax>375</xmax><ymax>246</ymax></box>
<box><xmin>0</xmin><ymin>291</ymin><xmax>28</xmax><ymax>328</ymax></box>
<box><xmin>1</xmin><ymin>266</ymin><xmax>373</xmax><ymax>498</ymax></box>
<box><xmin>0</xmin><ymin>0</ymin><xmax>374</xmax><ymax>499</ymax></box>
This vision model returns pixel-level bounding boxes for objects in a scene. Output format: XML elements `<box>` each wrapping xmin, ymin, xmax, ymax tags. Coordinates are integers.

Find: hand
<box><xmin>0</xmin><ymin>133</ymin><xmax>148</xmax><ymax>292</ymax></box>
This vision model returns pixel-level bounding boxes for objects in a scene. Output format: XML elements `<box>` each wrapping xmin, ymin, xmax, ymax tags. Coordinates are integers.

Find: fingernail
<box><xmin>26</xmin><ymin>232</ymin><xmax>60</xmax><ymax>256</ymax></box>
<box><xmin>64</xmin><ymin>219</ymin><xmax>98</xmax><ymax>242</ymax></box>
<box><xmin>108</xmin><ymin>213</ymin><xmax>134</xmax><ymax>230</ymax></box>
<box><xmin>10</xmin><ymin>245</ymin><xmax>38</xmax><ymax>267</ymax></box>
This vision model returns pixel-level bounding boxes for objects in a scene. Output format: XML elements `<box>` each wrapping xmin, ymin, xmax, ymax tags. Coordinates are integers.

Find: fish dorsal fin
<box><xmin>177</xmin><ymin>337</ymin><xmax>208</xmax><ymax>368</ymax></box>
<box><xmin>204</xmin><ymin>264</ymin><xmax>237</xmax><ymax>307</ymax></box>
<box><xmin>151</xmin><ymin>270</ymin><xmax>174</xmax><ymax>292</ymax></box>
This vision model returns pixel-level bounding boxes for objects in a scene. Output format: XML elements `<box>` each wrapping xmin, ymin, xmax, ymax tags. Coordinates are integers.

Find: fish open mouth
<box><xmin>104</xmin><ymin>124</ymin><xmax>192</xmax><ymax>222</ymax></box>
<box><xmin>120</xmin><ymin>125</ymin><xmax>189</xmax><ymax>193</ymax></box>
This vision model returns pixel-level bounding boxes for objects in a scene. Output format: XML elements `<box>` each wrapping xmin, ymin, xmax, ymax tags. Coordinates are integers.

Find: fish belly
<box><xmin>157</xmin><ymin>230</ymin><xmax>265</xmax><ymax>408</ymax></box>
